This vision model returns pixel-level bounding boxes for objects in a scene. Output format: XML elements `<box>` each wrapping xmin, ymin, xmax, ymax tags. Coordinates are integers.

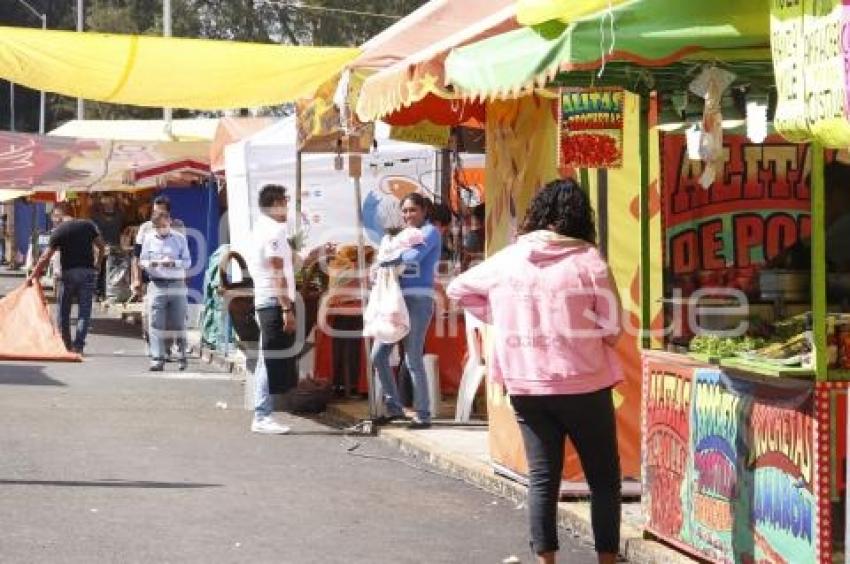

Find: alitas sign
<box><xmin>662</xmin><ymin>134</ymin><xmax>811</xmax><ymax>298</ymax></box>
<box><xmin>770</xmin><ymin>0</ymin><xmax>850</xmax><ymax>147</ymax></box>
<box><xmin>560</xmin><ymin>89</ymin><xmax>624</xmax><ymax>169</ymax></box>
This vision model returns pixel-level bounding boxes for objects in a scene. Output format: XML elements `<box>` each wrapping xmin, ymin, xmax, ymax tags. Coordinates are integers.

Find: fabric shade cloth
<box><xmin>209</xmin><ymin>118</ymin><xmax>274</xmax><ymax>172</ymax></box>
<box><xmin>0</xmin><ymin>26</ymin><xmax>359</xmax><ymax>110</ymax></box>
<box><xmin>123</xmin><ymin>159</ymin><xmax>210</xmax><ymax>187</ymax></box>
<box><xmin>352</xmin><ymin>0</ymin><xmax>516</xmax><ymax>123</ymax></box>
<box><xmin>445</xmin><ymin>0</ymin><xmax>771</xmax><ymax>100</ymax></box>
<box><xmin>0</xmin><ymin>131</ymin><xmax>209</xmax><ymax>193</ymax></box>
<box><xmin>382</xmin><ymin>94</ymin><xmax>485</xmax><ymax>127</ymax></box>
<box><xmin>0</xmin><ymin>190</ymin><xmax>30</xmax><ymax>202</ymax></box>
<box><xmin>0</xmin><ymin>283</ymin><xmax>80</xmax><ymax>362</ymax></box>
<box><xmin>49</xmin><ymin>118</ymin><xmax>219</xmax><ymax>142</ymax></box>
<box><xmin>515</xmin><ymin>0</ymin><xmax>634</xmax><ymax>26</ymax></box>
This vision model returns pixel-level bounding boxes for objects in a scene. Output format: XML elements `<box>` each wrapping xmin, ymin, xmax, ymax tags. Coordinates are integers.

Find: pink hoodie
<box><xmin>447</xmin><ymin>231</ymin><xmax>624</xmax><ymax>396</ymax></box>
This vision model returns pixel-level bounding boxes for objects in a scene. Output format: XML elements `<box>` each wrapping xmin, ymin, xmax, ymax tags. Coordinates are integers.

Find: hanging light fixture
<box><xmin>746</xmin><ymin>91</ymin><xmax>769</xmax><ymax>144</ymax></box>
<box><xmin>686</xmin><ymin>123</ymin><xmax>703</xmax><ymax>160</ymax></box>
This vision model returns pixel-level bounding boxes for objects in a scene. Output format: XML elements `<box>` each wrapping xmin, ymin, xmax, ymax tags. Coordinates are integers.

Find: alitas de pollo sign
<box><xmin>560</xmin><ymin>89</ymin><xmax>624</xmax><ymax>169</ymax></box>
<box><xmin>771</xmin><ymin>0</ymin><xmax>850</xmax><ymax>147</ymax></box>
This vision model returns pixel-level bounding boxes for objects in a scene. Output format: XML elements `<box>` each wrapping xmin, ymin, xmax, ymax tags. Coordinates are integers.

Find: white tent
<box><xmin>224</xmin><ymin>116</ymin><xmax>438</xmax><ymax>259</ymax></box>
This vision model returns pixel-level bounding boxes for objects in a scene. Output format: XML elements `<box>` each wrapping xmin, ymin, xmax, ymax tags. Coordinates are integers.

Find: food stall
<box><xmin>438</xmin><ymin>0</ymin><xmax>850</xmax><ymax>561</ymax></box>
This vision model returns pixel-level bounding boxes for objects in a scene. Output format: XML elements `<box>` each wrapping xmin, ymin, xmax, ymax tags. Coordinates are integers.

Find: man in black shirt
<box><xmin>28</xmin><ymin>202</ymin><xmax>106</xmax><ymax>354</ymax></box>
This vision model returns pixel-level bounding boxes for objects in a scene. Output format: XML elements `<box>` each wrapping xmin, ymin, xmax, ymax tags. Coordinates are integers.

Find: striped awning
<box><xmin>353</xmin><ymin>0</ymin><xmax>516</xmax><ymax>123</ymax></box>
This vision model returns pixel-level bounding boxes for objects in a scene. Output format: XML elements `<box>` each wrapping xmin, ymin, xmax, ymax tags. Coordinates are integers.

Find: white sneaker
<box><xmin>251</xmin><ymin>417</ymin><xmax>291</xmax><ymax>435</ymax></box>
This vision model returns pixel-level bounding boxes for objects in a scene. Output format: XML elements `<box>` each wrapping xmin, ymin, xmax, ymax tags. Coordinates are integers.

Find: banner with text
<box><xmin>690</xmin><ymin>369</ymin><xmax>815</xmax><ymax>563</ymax></box>
<box><xmin>643</xmin><ymin>354</ymin><xmax>694</xmax><ymax>544</ymax></box>
<box><xmin>662</xmin><ymin>134</ymin><xmax>811</xmax><ymax>300</ymax></box>
<box><xmin>560</xmin><ymin>89</ymin><xmax>624</xmax><ymax>169</ymax></box>
<box><xmin>771</xmin><ymin>0</ymin><xmax>850</xmax><ymax>147</ymax></box>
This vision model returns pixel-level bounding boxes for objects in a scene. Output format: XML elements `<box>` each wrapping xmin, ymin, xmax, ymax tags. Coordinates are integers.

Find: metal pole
<box><xmin>295</xmin><ymin>150</ymin><xmax>302</xmax><ymax>234</ymax></box>
<box><xmin>353</xmin><ymin>174</ymin><xmax>378</xmax><ymax>419</ymax></box>
<box><xmin>76</xmin><ymin>0</ymin><xmax>84</xmax><ymax>120</ymax></box>
<box><xmin>9</xmin><ymin>83</ymin><xmax>14</xmax><ymax>131</ymax></box>
<box><xmin>163</xmin><ymin>0</ymin><xmax>173</xmax><ymax>131</ymax></box>
<box><xmin>14</xmin><ymin>1</ymin><xmax>47</xmax><ymax>133</ymax></box>
<box><xmin>38</xmin><ymin>13</ymin><xmax>45</xmax><ymax>134</ymax></box>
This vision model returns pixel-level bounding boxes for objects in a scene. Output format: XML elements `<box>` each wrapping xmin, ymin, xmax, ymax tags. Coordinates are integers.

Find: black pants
<box><xmin>257</xmin><ymin>306</ymin><xmax>298</xmax><ymax>395</ymax></box>
<box><xmin>511</xmin><ymin>388</ymin><xmax>621</xmax><ymax>555</ymax></box>
<box><xmin>330</xmin><ymin>315</ymin><xmax>363</xmax><ymax>395</ymax></box>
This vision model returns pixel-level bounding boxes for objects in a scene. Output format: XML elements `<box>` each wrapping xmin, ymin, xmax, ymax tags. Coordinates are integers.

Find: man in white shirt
<box><xmin>247</xmin><ymin>184</ymin><xmax>333</xmax><ymax>435</ymax></box>
<box><xmin>140</xmin><ymin>211</ymin><xmax>191</xmax><ymax>372</ymax></box>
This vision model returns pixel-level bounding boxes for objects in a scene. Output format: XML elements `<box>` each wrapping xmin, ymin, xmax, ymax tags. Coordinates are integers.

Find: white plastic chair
<box><xmin>455</xmin><ymin>311</ymin><xmax>486</xmax><ymax>422</ymax></box>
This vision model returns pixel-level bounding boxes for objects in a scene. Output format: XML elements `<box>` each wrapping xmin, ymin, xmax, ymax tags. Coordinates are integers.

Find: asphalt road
<box><xmin>0</xmin><ymin>272</ymin><xmax>600</xmax><ymax>563</ymax></box>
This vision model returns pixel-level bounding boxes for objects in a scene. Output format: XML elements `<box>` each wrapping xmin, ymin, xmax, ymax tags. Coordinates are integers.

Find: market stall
<box><xmin>439</xmin><ymin>0</ymin><xmax>849</xmax><ymax>561</ymax></box>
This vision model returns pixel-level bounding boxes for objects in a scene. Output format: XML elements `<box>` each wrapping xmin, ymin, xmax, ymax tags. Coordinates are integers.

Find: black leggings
<box><xmin>511</xmin><ymin>388</ymin><xmax>621</xmax><ymax>555</ymax></box>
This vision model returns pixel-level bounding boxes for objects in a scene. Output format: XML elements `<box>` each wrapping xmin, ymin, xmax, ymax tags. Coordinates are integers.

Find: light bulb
<box><xmin>746</xmin><ymin>100</ymin><xmax>768</xmax><ymax>144</ymax></box>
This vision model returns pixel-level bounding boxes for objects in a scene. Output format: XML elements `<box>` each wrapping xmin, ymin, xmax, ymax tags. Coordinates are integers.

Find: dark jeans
<box><xmin>511</xmin><ymin>388</ymin><xmax>621</xmax><ymax>555</ymax></box>
<box><xmin>57</xmin><ymin>267</ymin><xmax>98</xmax><ymax>351</ymax></box>
<box><xmin>257</xmin><ymin>305</ymin><xmax>298</xmax><ymax>396</ymax></box>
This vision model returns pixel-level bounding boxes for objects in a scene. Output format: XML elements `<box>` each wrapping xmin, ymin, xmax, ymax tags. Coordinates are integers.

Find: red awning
<box><xmin>124</xmin><ymin>159</ymin><xmax>210</xmax><ymax>187</ymax></box>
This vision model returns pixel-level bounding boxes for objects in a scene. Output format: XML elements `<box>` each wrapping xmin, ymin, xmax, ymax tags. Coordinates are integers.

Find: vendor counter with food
<box><xmin>639</xmin><ymin>138</ymin><xmax>850</xmax><ymax>563</ymax></box>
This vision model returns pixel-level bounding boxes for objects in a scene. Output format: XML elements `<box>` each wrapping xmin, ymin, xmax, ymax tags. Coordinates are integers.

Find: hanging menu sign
<box><xmin>770</xmin><ymin>0</ymin><xmax>850</xmax><ymax>147</ymax></box>
<box><xmin>560</xmin><ymin>89</ymin><xmax>624</xmax><ymax>169</ymax></box>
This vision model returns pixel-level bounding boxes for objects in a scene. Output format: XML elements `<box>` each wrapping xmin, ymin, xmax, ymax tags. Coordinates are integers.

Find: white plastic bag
<box><xmin>363</xmin><ymin>267</ymin><xmax>410</xmax><ymax>343</ymax></box>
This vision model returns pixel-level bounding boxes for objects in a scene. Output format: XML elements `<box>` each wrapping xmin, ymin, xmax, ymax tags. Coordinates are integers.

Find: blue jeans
<box><xmin>371</xmin><ymin>292</ymin><xmax>435</xmax><ymax>422</ymax></box>
<box><xmin>0</xmin><ymin>238</ymin><xmax>5</xmax><ymax>263</ymax></box>
<box><xmin>57</xmin><ymin>267</ymin><xmax>97</xmax><ymax>351</ymax></box>
<box><xmin>148</xmin><ymin>280</ymin><xmax>188</xmax><ymax>362</ymax></box>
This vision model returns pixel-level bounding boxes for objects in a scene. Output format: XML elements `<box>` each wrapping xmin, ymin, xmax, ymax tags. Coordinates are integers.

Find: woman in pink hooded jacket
<box><xmin>447</xmin><ymin>179</ymin><xmax>623</xmax><ymax>564</ymax></box>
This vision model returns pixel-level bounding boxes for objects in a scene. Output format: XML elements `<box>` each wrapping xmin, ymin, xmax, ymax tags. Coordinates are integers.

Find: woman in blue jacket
<box><xmin>372</xmin><ymin>193</ymin><xmax>442</xmax><ymax>429</ymax></box>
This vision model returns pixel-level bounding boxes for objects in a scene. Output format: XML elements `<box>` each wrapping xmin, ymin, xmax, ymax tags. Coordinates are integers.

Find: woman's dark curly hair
<box><xmin>520</xmin><ymin>178</ymin><xmax>597</xmax><ymax>244</ymax></box>
<box><xmin>400</xmin><ymin>192</ymin><xmax>433</xmax><ymax>221</ymax></box>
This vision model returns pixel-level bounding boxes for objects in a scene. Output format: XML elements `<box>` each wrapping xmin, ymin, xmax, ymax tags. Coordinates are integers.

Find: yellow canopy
<box><xmin>516</xmin><ymin>0</ymin><xmax>635</xmax><ymax>26</ymax></box>
<box><xmin>0</xmin><ymin>27</ymin><xmax>359</xmax><ymax>110</ymax></box>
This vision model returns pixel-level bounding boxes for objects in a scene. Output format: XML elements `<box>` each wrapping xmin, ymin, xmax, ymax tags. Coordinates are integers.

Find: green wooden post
<box><xmin>639</xmin><ymin>95</ymin><xmax>652</xmax><ymax>350</ymax></box>
<box><xmin>811</xmin><ymin>144</ymin><xmax>828</xmax><ymax>381</ymax></box>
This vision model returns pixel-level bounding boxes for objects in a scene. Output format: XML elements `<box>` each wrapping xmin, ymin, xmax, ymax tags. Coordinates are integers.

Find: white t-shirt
<box><xmin>248</xmin><ymin>214</ymin><xmax>296</xmax><ymax>306</ymax></box>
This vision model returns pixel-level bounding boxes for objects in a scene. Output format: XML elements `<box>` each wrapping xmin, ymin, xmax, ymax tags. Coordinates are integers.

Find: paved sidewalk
<box><xmin>192</xmin><ymin>336</ymin><xmax>697</xmax><ymax>564</ymax></box>
<box><xmin>320</xmin><ymin>401</ymin><xmax>697</xmax><ymax>564</ymax></box>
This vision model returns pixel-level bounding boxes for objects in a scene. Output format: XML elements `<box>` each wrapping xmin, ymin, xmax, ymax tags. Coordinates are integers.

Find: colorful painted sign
<box><xmin>690</xmin><ymin>369</ymin><xmax>815</xmax><ymax>563</ymax></box>
<box><xmin>642</xmin><ymin>354</ymin><xmax>817</xmax><ymax>563</ymax></box>
<box><xmin>662</xmin><ymin>134</ymin><xmax>811</xmax><ymax>299</ymax></box>
<box><xmin>0</xmin><ymin>132</ymin><xmax>209</xmax><ymax>192</ymax></box>
<box><xmin>560</xmin><ymin>89</ymin><xmax>624</xmax><ymax>169</ymax></box>
<box><xmin>770</xmin><ymin>0</ymin><xmax>850</xmax><ymax>147</ymax></box>
<box><xmin>643</xmin><ymin>356</ymin><xmax>693</xmax><ymax>541</ymax></box>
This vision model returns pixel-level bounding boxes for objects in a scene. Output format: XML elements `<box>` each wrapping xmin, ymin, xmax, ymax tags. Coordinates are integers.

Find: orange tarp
<box><xmin>209</xmin><ymin>117</ymin><xmax>274</xmax><ymax>172</ymax></box>
<box><xmin>0</xmin><ymin>283</ymin><xmax>80</xmax><ymax>362</ymax></box>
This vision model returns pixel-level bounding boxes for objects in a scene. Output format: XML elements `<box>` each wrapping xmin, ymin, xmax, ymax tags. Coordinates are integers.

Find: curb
<box><xmin>324</xmin><ymin>404</ymin><xmax>695</xmax><ymax>564</ymax></box>
<box><xmin>0</xmin><ymin>269</ymin><xmax>26</xmax><ymax>278</ymax></box>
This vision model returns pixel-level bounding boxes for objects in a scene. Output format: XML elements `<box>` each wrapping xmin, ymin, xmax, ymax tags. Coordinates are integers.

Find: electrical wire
<box><xmin>338</xmin><ymin>432</ymin><xmax>470</xmax><ymax>485</ymax></box>
<box><xmin>257</xmin><ymin>1</ymin><xmax>403</xmax><ymax>21</ymax></box>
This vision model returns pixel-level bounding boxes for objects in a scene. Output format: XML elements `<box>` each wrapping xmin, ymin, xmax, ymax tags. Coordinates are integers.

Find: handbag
<box><xmin>363</xmin><ymin>267</ymin><xmax>410</xmax><ymax>343</ymax></box>
<box><xmin>218</xmin><ymin>250</ymin><xmax>260</xmax><ymax>344</ymax></box>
